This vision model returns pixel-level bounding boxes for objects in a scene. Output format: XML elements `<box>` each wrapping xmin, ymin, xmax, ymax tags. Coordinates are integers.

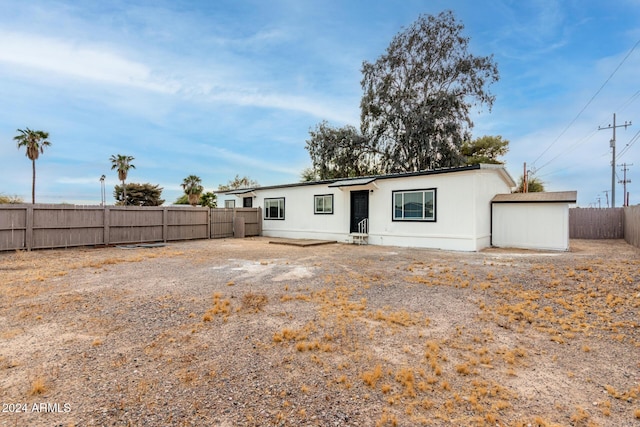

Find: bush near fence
<box><xmin>0</xmin><ymin>205</ymin><xmax>261</xmax><ymax>252</ymax></box>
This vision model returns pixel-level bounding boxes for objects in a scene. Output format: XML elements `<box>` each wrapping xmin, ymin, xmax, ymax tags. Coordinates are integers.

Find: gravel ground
<box><xmin>0</xmin><ymin>237</ymin><xmax>639</xmax><ymax>427</ymax></box>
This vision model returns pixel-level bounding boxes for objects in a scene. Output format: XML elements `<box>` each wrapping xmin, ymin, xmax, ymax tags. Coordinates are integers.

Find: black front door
<box><xmin>350</xmin><ymin>190</ymin><xmax>369</xmax><ymax>232</ymax></box>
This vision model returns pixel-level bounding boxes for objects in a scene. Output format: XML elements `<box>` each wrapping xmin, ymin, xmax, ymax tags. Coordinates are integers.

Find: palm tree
<box><xmin>181</xmin><ymin>175</ymin><xmax>204</xmax><ymax>206</ymax></box>
<box><xmin>110</xmin><ymin>154</ymin><xmax>135</xmax><ymax>205</ymax></box>
<box><xmin>14</xmin><ymin>128</ymin><xmax>51</xmax><ymax>204</ymax></box>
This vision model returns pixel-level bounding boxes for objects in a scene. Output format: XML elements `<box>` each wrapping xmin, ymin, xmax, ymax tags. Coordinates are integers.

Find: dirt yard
<box><xmin>0</xmin><ymin>238</ymin><xmax>639</xmax><ymax>427</ymax></box>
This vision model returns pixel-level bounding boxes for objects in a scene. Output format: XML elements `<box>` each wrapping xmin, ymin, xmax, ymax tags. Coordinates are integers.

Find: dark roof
<box><xmin>492</xmin><ymin>191</ymin><xmax>577</xmax><ymax>203</ymax></box>
<box><xmin>224</xmin><ymin>188</ymin><xmax>255</xmax><ymax>195</ymax></box>
<box><xmin>217</xmin><ymin>164</ymin><xmax>516</xmax><ymax>194</ymax></box>
<box><xmin>328</xmin><ymin>177</ymin><xmax>377</xmax><ymax>188</ymax></box>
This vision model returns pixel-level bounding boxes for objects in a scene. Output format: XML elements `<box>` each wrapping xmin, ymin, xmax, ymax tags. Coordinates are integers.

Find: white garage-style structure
<box><xmin>220</xmin><ymin>164</ymin><xmax>517</xmax><ymax>251</ymax></box>
<box><xmin>491</xmin><ymin>191</ymin><xmax>577</xmax><ymax>251</ymax></box>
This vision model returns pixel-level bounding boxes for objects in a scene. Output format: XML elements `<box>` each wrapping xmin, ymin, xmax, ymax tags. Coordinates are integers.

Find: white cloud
<box><xmin>0</xmin><ymin>31</ymin><xmax>181</xmax><ymax>93</ymax></box>
<box><xmin>0</xmin><ymin>30</ymin><xmax>356</xmax><ymax>124</ymax></box>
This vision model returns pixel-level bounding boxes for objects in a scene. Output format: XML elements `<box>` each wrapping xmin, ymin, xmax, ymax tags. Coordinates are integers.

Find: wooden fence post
<box><xmin>26</xmin><ymin>205</ymin><xmax>33</xmax><ymax>251</ymax></box>
<box><xmin>104</xmin><ymin>207</ymin><xmax>110</xmax><ymax>245</ymax></box>
<box><xmin>163</xmin><ymin>207</ymin><xmax>168</xmax><ymax>243</ymax></box>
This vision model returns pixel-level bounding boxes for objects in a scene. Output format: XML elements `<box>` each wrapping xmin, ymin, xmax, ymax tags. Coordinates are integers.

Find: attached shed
<box><xmin>491</xmin><ymin>191</ymin><xmax>577</xmax><ymax>251</ymax></box>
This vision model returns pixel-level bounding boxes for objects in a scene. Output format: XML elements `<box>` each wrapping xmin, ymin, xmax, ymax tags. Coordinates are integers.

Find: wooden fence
<box><xmin>624</xmin><ymin>205</ymin><xmax>640</xmax><ymax>248</ymax></box>
<box><xmin>569</xmin><ymin>208</ymin><xmax>624</xmax><ymax>239</ymax></box>
<box><xmin>0</xmin><ymin>205</ymin><xmax>261</xmax><ymax>252</ymax></box>
<box><xmin>211</xmin><ymin>208</ymin><xmax>262</xmax><ymax>239</ymax></box>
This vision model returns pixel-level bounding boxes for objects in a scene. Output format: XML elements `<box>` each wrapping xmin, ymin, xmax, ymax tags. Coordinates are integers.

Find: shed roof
<box><xmin>492</xmin><ymin>191</ymin><xmax>577</xmax><ymax>203</ymax></box>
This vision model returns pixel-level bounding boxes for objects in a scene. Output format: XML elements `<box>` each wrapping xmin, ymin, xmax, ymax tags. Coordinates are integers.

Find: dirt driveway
<box><xmin>0</xmin><ymin>238</ymin><xmax>639</xmax><ymax>426</ymax></box>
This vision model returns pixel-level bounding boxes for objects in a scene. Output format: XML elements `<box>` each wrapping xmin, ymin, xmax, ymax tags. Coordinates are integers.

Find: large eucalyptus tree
<box><xmin>360</xmin><ymin>11</ymin><xmax>499</xmax><ymax>173</ymax></box>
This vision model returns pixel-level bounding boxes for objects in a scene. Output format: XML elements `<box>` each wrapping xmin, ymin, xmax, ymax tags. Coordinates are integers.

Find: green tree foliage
<box><xmin>300</xmin><ymin>167</ymin><xmax>319</xmax><ymax>182</ymax></box>
<box><xmin>360</xmin><ymin>11</ymin><xmax>498</xmax><ymax>173</ymax></box>
<box><xmin>199</xmin><ymin>191</ymin><xmax>217</xmax><ymax>208</ymax></box>
<box><xmin>114</xmin><ymin>183</ymin><xmax>164</xmax><ymax>206</ymax></box>
<box><xmin>461</xmin><ymin>135</ymin><xmax>509</xmax><ymax>165</ymax></box>
<box><xmin>0</xmin><ymin>194</ymin><xmax>24</xmax><ymax>204</ymax></box>
<box><xmin>14</xmin><ymin>128</ymin><xmax>51</xmax><ymax>204</ymax></box>
<box><xmin>174</xmin><ymin>194</ymin><xmax>189</xmax><ymax>205</ymax></box>
<box><xmin>174</xmin><ymin>191</ymin><xmax>217</xmax><ymax>207</ymax></box>
<box><xmin>181</xmin><ymin>175</ymin><xmax>204</xmax><ymax>206</ymax></box>
<box><xmin>305</xmin><ymin>121</ymin><xmax>380</xmax><ymax>180</ymax></box>
<box><xmin>515</xmin><ymin>176</ymin><xmax>545</xmax><ymax>193</ymax></box>
<box><xmin>218</xmin><ymin>175</ymin><xmax>259</xmax><ymax>191</ymax></box>
<box><xmin>110</xmin><ymin>154</ymin><xmax>135</xmax><ymax>205</ymax></box>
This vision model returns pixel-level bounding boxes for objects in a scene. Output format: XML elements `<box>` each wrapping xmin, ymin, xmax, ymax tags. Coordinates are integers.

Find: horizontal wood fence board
<box><xmin>32</xmin><ymin>227</ymin><xmax>105</xmax><ymax>249</ymax></box>
<box><xmin>167</xmin><ymin>224</ymin><xmax>209</xmax><ymax>241</ymax></box>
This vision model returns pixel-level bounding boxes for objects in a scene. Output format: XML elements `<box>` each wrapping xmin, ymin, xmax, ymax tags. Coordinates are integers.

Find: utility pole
<box><xmin>602</xmin><ymin>190</ymin><xmax>610</xmax><ymax>208</ymax></box>
<box><xmin>599</xmin><ymin>114</ymin><xmax>632</xmax><ymax>207</ymax></box>
<box><xmin>523</xmin><ymin>162</ymin><xmax>528</xmax><ymax>193</ymax></box>
<box><xmin>618</xmin><ymin>163</ymin><xmax>632</xmax><ymax>207</ymax></box>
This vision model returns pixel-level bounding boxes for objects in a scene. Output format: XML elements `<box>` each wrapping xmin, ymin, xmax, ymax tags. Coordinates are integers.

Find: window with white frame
<box><xmin>224</xmin><ymin>199</ymin><xmax>235</xmax><ymax>208</ymax></box>
<box><xmin>393</xmin><ymin>189</ymin><xmax>436</xmax><ymax>221</ymax></box>
<box><xmin>264</xmin><ymin>197</ymin><xmax>285</xmax><ymax>220</ymax></box>
<box><xmin>314</xmin><ymin>194</ymin><xmax>333</xmax><ymax>214</ymax></box>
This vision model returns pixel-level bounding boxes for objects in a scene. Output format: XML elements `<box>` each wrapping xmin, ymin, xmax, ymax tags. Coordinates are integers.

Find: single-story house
<box><xmin>219</xmin><ymin>164</ymin><xmax>518</xmax><ymax>251</ymax></box>
<box><xmin>491</xmin><ymin>191</ymin><xmax>578</xmax><ymax>251</ymax></box>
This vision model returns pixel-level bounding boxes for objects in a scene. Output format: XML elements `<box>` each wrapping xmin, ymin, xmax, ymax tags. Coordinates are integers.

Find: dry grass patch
<box><xmin>241</xmin><ymin>292</ymin><xmax>268</xmax><ymax>312</ymax></box>
<box><xmin>29</xmin><ymin>377</ymin><xmax>47</xmax><ymax>396</ymax></box>
<box><xmin>0</xmin><ymin>239</ymin><xmax>638</xmax><ymax>426</ymax></box>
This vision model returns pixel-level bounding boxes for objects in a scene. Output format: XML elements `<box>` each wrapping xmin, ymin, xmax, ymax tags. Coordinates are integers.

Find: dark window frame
<box><xmin>392</xmin><ymin>188</ymin><xmax>437</xmax><ymax>222</ymax></box>
<box><xmin>314</xmin><ymin>194</ymin><xmax>334</xmax><ymax>215</ymax></box>
<box><xmin>264</xmin><ymin>197</ymin><xmax>285</xmax><ymax>220</ymax></box>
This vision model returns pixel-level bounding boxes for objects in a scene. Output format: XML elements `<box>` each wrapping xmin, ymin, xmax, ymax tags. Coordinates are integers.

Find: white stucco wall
<box><xmin>251</xmin><ymin>167</ymin><xmax>514</xmax><ymax>251</ymax></box>
<box><xmin>256</xmin><ymin>184</ymin><xmax>347</xmax><ymax>242</ymax></box>
<box><xmin>491</xmin><ymin>203</ymin><xmax>570</xmax><ymax>251</ymax></box>
<box><xmin>472</xmin><ymin>168</ymin><xmax>518</xmax><ymax>249</ymax></box>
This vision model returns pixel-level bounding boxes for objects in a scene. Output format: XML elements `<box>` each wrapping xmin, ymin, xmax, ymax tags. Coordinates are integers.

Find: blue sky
<box><xmin>1</xmin><ymin>0</ymin><xmax>639</xmax><ymax>207</ymax></box>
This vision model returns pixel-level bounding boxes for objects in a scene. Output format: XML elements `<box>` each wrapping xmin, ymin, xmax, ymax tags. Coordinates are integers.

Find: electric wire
<box><xmin>531</xmin><ymin>37</ymin><xmax>640</xmax><ymax>169</ymax></box>
<box><xmin>618</xmin><ymin>89</ymin><xmax>640</xmax><ymax>113</ymax></box>
<box><xmin>617</xmin><ymin>129</ymin><xmax>640</xmax><ymax>160</ymax></box>
<box><xmin>533</xmin><ymin>86</ymin><xmax>640</xmax><ymax>178</ymax></box>
<box><xmin>534</xmin><ymin>128</ymin><xmax>599</xmax><ymax>172</ymax></box>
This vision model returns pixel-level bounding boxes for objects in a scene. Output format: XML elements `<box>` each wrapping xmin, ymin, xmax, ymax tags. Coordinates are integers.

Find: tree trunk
<box><xmin>122</xmin><ymin>180</ymin><xmax>127</xmax><ymax>205</ymax></box>
<box><xmin>31</xmin><ymin>159</ymin><xmax>36</xmax><ymax>204</ymax></box>
<box><xmin>188</xmin><ymin>193</ymin><xmax>200</xmax><ymax>206</ymax></box>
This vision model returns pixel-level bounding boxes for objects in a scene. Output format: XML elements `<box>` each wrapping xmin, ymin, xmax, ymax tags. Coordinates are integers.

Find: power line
<box><xmin>535</xmin><ymin>129</ymin><xmax>599</xmax><ymax>171</ymax></box>
<box><xmin>598</xmin><ymin>113</ymin><xmax>632</xmax><ymax>207</ymax></box>
<box><xmin>618</xmin><ymin>163</ymin><xmax>633</xmax><ymax>206</ymax></box>
<box><xmin>618</xmin><ymin>89</ymin><xmax>640</xmax><ymax>113</ymax></box>
<box><xmin>618</xmin><ymin>129</ymin><xmax>640</xmax><ymax>160</ymax></box>
<box><xmin>536</xmin><ymin>88</ymin><xmax>640</xmax><ymax>173</ymax></box>
<box><xmin>532</xmin><ymin>37</ymin><xmax>640</xmax><ymax>168</ymax></box>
